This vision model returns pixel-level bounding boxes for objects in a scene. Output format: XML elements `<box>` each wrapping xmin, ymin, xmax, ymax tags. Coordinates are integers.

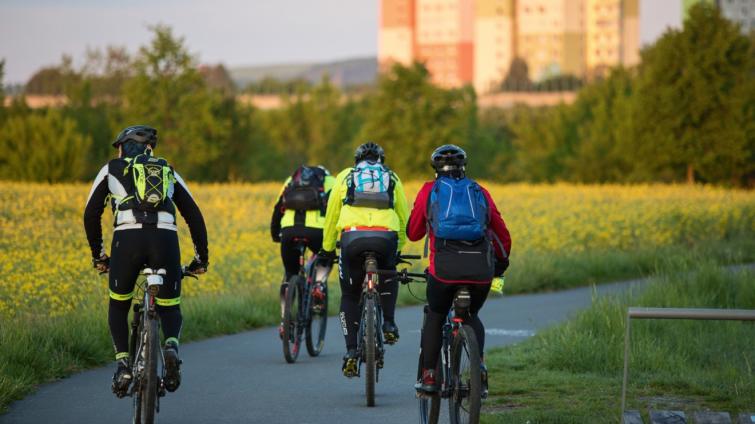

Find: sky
<box><xmin>0</xmin><ymin>0</ymin><xmax>681</xmax><ymax>85</ymax></box>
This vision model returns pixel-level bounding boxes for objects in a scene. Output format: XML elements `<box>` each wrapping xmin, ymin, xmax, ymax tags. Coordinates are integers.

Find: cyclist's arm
<box><xmin>270</xmin><ymin>177</ymin><xmax>290</xmax><ymax>240</ymax></box>
<box><xmin>322</xmin><ymin>170</ymin><xmax>347</xmax><ymax>252</ymax></box>
<box><xmin>392</xmin><ymin>175</ymin><xmax>410</xmax><ymax>250</ymax></box>
<box><xmin>481</xmin><ymin>187</ymin><xmax>511</xmax><ymax>259</ymax></box>
<box><xmin>172</xmin><ymin>172</ymin><xmax>209</xmax><ymax>263</ymax></box>
<box><xmin>83</xmin><ymin>164</ymin><xmax>109</xmax><ymax>259</ymax></box>
<box><xmin>321</xmin><ymin>175</ymin><xmax>336</xmax><ymax>215</ymax></box>
<box><xmin>406</xmin><ymin>182</ymin><xmax>433</xmax><ymax>242</ymax></box>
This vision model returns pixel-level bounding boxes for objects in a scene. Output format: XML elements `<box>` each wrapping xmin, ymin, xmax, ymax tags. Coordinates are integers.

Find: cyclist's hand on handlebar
<box><xmin>317</xmin><ymin>249</ymin><xmax>337</xmax><ymax>264</ymax></box>
<box><xmin>186</xmin><ymin>256</ymin><xmax>209</xmax><ymax>275</ymax></box>
<box><xmin>92</xmin><ymin>253</ymin><xmax>110</xmax><ymax>274</ymax></box>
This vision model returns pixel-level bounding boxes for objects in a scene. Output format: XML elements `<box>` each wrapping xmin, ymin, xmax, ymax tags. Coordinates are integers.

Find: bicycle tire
<box><xmin>417</xmin><ymin>351</ymin><xmax>441</xmax><ymax>424</ymax></box>
<box><xmin>282</xmin><ymin>275</ymin><xmax>303</xmax><ymax>363</ymax></box>
<box><xmin>135</xmin><ymin>313</ymin><xmax>159</xmax><ymax>424</ymax></box>
<box><xmin>364</xmin><ymin>294</ymin><xmax>377</xmax><ymax>407</ymax></box>
<box><xmin>305</xmin><ymin>281</ymin><xmax>328</xmax><ymax>357</ymax></box>
<box><xmin>449</xmin><ymin>324</ymin><xmax>481</xmax><ymax>424</ymax></box>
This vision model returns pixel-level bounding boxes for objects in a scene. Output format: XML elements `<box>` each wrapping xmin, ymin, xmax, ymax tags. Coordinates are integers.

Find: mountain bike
<box><xmin>282</xmin><ymin>237</ymin><xmax>332</xmax><ymax>363</ymax></box>
<box><xmin>349</xmin><ymin>253</ymin><xmax>423</xmax><ymax>407</ymax></box>
<box><xmin>387</xmin><ymin>270</ymin><xmax>483</xmax><ymax>424</ymax></box>
<box><xmin>128</xmin><ymin>266</ymin><xmax>198</xmax><ymax>424</ymax></box>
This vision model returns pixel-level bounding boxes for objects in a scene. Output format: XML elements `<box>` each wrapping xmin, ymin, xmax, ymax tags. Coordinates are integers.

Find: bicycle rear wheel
<box><xmin>282</xmin><ymin>275</ymin><xmax>303</xmax><ymax>363</ymax></box>
<box><xmin>364</xmin><ymin>294</ymin><xmax>377</xmax><ymax>407</ymax></box>
<box><xmin>449</xmin><ymin>325</ymin><xmax>481</xmax><ymax>424</ymax></box>
<box><xmin>305</xmin><ymin>281</ymin><xmax>328</xmax><ymax>357</ymax></box>
<box><xmin>134</xmin><ymin>313</ymin><xmax>159</xmax><ymax>424</ymax></box>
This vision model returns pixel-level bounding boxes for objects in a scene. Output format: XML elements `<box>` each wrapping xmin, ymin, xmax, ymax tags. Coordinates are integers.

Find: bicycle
<box><xmin>126</xmin><ymin>266</ymin><xmax>198</xmax><ymax>424</ymax></box>
<box><xmin>349</xmin><ymin>253</ymin><xmax>423</xmax><ymax>407</ymax></box>
<box><xmin>388</xmin><ymin>271</ymin><xmax>483</xmax><ymax>424</ymax></box>
<box><xmin>281</xmin><ymin>237</ymin><xmax>332</xmax><ymax>363</ymax></box>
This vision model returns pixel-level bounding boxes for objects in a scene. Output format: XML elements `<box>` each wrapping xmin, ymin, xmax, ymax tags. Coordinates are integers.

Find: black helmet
<box><xmin>431</xmin><ymin>144</ymin><xmax>467</xmax><ymax>171</ymax></box>
<box><xmin>354</xmin><ymin>142</ymin><xmax>385</xmax><ymax>163</ymax></box>
<box><xmin>112</xmin><ymin>125</ymin><xmax>157</xmax><ymax>149</ymax></box>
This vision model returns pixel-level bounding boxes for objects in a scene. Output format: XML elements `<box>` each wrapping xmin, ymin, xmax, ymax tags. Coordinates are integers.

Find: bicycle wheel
<box><xmin>449</xmin><ymin>325</ymin><xmax>481</xmax><ymax>424</ymax></box>
<box><xmin>305</xmin><ymin>281</ymin><xmax>328</xmax><ymax>357</ymax></box>
<box><xmin>364</xmin><ymin>294</ymin><xmax>377</xmax><ymax>407</ymax></box>
<box><xmin>417</xmin><ymin>351</ymin><xmax>441</xmax><ymax>424</ymax></box>
<box><xmin>134</xmin><ymin>313</ymin><xmax>159</xmax><ymax>424</ymax></box>
<box><xmin>282</xmin><ymin>275</ymin><xmax>303</xmax><ymax>363</ymax></box>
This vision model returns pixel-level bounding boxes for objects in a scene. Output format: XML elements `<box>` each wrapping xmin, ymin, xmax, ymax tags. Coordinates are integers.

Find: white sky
<box><xmin>0</xmin><ymin>0</ymin><xmax>680</xmax><ymax>85</ymax></box>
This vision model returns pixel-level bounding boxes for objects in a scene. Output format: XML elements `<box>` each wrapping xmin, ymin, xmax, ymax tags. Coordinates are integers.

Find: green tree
<box><xmin>358</xmin><ymin>62</ymin><xmax>476</xmax><ymax>178</ymax></box>
<box><xmin>0</xmin><ymin>109</ymin><xmax>92</xmax><ymax>182</ymax></box>
<box><xmin>632</xmin><ymin>3</ymin><xmax>753</xmax><ymax>184</ymax></box>
<box><xmin>121</xmin><ymin>25</ymin><xmax>233</xmax><ymax>179</ymax></box>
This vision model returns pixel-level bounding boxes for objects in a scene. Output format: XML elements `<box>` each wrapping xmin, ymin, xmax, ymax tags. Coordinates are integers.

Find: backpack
<box><xmin>344</xmin><ymin>161</ymin><xmax>395</xmax><ymax>209</ymax></box>
<box><xmin>427</xmin><ymin>176</ymin><xmax>494</xmax><ymax>282</ymax></box>
<box><xmin>120</xmin><ymin>152</ymin><xmax>175</xmax><ymax>224</ymax></box>
<box><xmin>281</xmin><ymin>166</ymin><xmax>327</xmax><ymax>211</ymax></box>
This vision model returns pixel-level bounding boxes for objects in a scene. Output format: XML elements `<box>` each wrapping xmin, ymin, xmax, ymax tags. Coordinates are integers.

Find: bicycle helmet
<box><xmin>354</xmin><ymin>142</ymin><xmax>385</xmax><ymax>163</ymax></box>
<box><xmin>431</xmin><ymin>144</ymin><xmax>467</xmax><ymax>171</ymax></box>
<box><xmin>112</xmin><ymin>125</ymin><xmax>158</xmax><ymax>149</ymax></box>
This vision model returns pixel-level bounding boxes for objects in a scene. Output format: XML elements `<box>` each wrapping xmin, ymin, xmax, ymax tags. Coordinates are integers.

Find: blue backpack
<box><xmin>428</xmin><ymin>176</ymin><xmax>488</xmax><ymax>240</ymax></box>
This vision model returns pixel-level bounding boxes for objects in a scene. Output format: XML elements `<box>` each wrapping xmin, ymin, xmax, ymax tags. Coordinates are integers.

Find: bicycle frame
<box><xmin>356</xmin><ymin>253</ymin><xmax>385</xmax><ymax>377</ymax></box>
<box><xmin>432</xmin><ymin>287</ymin><xmax>472</xmax><ymax>399</ymax></box>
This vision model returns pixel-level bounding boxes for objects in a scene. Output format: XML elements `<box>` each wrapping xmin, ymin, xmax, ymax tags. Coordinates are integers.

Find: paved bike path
<box><xmin>2</xmin><ymin>279</ymin><xmax>649</xmax><ymax>424</ymax></box>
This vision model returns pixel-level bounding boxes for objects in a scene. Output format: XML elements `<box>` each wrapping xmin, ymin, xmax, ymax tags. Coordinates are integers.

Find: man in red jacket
<box><xmin>407</xmin><ymin>144</ymin><xmax>511</xmax><ymax>396</ymax></box>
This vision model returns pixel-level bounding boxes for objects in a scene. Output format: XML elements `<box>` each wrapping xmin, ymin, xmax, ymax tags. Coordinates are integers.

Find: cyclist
<box><xmin>270</xmin><ymin>165</ymin><xmax>335</xmax><ymax>337</ymax></box>
<box><xmin>407</xmin><ymin>144</ymin><xmax>511</xmax><ymax>396</ymax></box>
<box><xmin>318</xmin><ymin>142</ymin><xmax>409</xmax><ymax>377</ymax></box>
<box><xmin>83</xmin><ymin>125</ymin><xmax>209</xmax><ymax>397</ymax></box>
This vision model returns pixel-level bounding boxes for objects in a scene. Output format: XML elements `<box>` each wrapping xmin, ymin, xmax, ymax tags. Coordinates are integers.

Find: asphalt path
<box><xmin>2</xmin><ymin>278</ymin><xmax>649</xmax><ymax>424</ymax></box>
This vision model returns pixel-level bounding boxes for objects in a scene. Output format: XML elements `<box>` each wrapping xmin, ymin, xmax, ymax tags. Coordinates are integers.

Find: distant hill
<box><xmin>228</xmin><ymin>57</ymin><xmax>377</xmax><ymax>88</ymax></box>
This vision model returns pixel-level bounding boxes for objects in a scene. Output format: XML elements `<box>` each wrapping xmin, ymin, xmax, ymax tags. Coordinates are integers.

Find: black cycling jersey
<box><xmin>83</xmin><ymin>158</ymin><xmax>208</xmax><ymax>262</ymax></box>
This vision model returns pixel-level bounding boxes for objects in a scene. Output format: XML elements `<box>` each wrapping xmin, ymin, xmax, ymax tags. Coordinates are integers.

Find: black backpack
<box><xmin>281</xmin><ymin>166</ymin><xmax>327</xmax><ymax>211</ymax></box>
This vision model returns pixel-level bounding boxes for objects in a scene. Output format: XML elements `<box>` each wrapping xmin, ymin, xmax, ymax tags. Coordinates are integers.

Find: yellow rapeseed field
<box><xmin>0</xmin><ymin>182</ymin><xmax>753</xmax><ymax>319</ymax></box>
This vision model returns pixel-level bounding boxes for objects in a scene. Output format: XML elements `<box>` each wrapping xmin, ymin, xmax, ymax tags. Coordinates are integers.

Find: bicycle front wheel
<box><xmin>417</xmin><ymin>351</ymin><xmax>441</xmax><ymax>424</ymax></box>
<box><xmin>449</xmin><ymin>324</ymin><xmax>481</xmax><ymax>424</ymax></box>
<box><xmin>134</xmin><ymin>313</ymin><xmax>159</xmax><ymax>424</ymax></box>
<box><xmin>282</xmin><ymin>275</ymin><xmax>303</xmax><ymax>363</ymax></box>
<box><xmin>364</xmin><ymin>294</ymin><xmax>377</xmax><ymax>407</ymax></box>
<box><xmin>305</xmin><ymin>281</ymin><xmax>328</xmax><ymax>357</ymax></box>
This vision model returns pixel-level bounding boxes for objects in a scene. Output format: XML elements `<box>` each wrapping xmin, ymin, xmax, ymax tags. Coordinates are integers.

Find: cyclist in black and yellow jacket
<box><xmin>318</xmin><ymin>142</ymin><xmax>409</xmax><ymax>377</ymax></box>
<box><xmin>271</xmin><ymin>165</ymin><xmax>335</xmax><ymax>336</ymax></box>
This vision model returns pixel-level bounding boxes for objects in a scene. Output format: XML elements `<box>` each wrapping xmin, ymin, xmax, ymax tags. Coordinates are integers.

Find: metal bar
<box><xmin>628</xmin><ymin>307</ymin><xmax>755</xmax><ymax>320</ymax></box>
<box><xmin>621</xmin><ymin>307</ymin><xmax>755</xmax><ymax>419</ymax></box>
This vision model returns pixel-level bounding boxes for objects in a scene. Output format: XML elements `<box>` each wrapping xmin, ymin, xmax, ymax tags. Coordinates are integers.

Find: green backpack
<box><xmin>126</xmin><ymin>152</ymin><xmax>175</xmax><ymax>212</ymax></box>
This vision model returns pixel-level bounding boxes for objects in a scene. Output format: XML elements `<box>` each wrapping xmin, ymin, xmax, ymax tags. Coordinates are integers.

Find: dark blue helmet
<box><xmin>431</xmin><ymin>144</ymin><xmax>467</xmax><ymax>171</ymax></box>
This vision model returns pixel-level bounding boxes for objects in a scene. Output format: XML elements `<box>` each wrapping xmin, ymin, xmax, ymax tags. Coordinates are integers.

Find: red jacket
<box><xmin>407</xmin><ymin>180</ymin><xmax>512</xmax><ymax>284</ymax></box>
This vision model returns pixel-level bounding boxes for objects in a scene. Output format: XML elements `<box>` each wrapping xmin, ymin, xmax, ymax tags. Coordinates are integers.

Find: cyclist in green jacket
<box><xmin>318</xmin><ymin>142</ymin><xmax>409</xmax><ymax>377</ymax></box>
<box><xmin>271</xmin><ymin>165</ymin><xmax>335</xmax><ymax>337</ymax></box>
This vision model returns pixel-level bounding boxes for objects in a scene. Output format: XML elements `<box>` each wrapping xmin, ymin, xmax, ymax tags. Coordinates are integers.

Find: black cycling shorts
<box><xmin>280</xmin><ymin>226</ymin><xmax>323</xmax><ymax>279</ymax></box>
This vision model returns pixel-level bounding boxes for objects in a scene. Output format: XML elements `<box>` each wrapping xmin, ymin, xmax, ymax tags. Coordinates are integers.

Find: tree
<box><xmin>632</xmin><ymin>3</ymin><xmax>753</xmax><ymax>184</ymax></box>
<box><xmin>0</xmin><ymin>109</ymin><xmax>92</xmax><ymax>182</ymax></box>
<box><xmin>358</xmin><ymin>62</ymin><xmax>477</xmax><ymax>178</ymax></box>
<box><xmin>500</xmin><ymin>58</ymin><xmax>532</xmax><ymax>92</ymax></box>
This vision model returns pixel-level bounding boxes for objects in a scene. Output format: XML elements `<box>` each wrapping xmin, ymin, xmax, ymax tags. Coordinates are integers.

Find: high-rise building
<box><xmin>378</xmin><ymin>0</ymin><xmax>641</xmax><ymax>93</ymax></box>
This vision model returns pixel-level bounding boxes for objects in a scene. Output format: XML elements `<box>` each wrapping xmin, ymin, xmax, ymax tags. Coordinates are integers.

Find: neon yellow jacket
<box><xmin>277</xmin><ymin>175</ymin><xmax>336</xmax><ymax>229</ymax></box>
<box><xmin>322</xmin><ymin>166</ymin><xmax>409</xmax><ymax>252</ymax></box>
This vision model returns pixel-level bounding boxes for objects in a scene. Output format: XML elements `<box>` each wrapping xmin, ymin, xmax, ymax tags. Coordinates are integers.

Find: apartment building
<box><xmin>379</xmin><ymin>0</ymin><xmax>640</xmax><ymax>93</ymax></box>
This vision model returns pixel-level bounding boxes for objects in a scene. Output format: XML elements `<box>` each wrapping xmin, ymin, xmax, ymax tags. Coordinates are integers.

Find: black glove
<box><xmin>494</xmin><ymin>257</ymin><xmax>509</xmax><ymax>277</ymax></box>
<box><xmin>186</xmin><ymin>256</ymin><xmax>209</xmax><ymax>275</ymax></box>
<box><xmin>317</xmin><ymin>249</ymin><xmax>337</xmax><ymax>264</ymax></box>
<box><xmin>92</xmin><ymin>253</ymin><xmax>110</xmax><ymax>273</ymax></box>
<box><xmin>272</xmin><ymin>232</ymin><xmax>281</xmax><ymax>243</ymax></box>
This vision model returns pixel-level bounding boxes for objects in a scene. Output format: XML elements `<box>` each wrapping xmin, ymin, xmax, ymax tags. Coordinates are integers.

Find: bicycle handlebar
<box><xmin>376</xmin><ymin>268</ymin><xmax>426</xmax><ymax>284</ymax></box>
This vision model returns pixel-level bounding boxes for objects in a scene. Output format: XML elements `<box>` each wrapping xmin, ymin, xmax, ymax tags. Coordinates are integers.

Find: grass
<box><xmin>482</xmin><ymin>263</ymin><xmax>755</xmax><ymax>424</ymax></box>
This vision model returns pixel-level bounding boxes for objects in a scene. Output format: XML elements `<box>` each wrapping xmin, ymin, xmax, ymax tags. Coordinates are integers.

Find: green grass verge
<box><xmin>482</xmin><ymin>263</ymin><xmax>755</xmax><ymax>424</ymax></box>
<box><xmin>1</xmin><ymin>236</ymin><xmax>754</xmax><ymax>414</ymax></box>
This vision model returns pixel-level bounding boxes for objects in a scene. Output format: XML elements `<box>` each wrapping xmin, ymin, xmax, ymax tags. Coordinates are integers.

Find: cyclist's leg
<box><xmin>421</xmin><ymin>275</ymin><xmax>455</xmax><ymax>370</ymax></box>
<box><xmin>338</xmin><ymin>241</ymin><xmax>362</xmax><ymax>351</ymax></box>
<box><xmin>108</xmin><ymin>229</ymin><xmax>144</xmax><ymax>361</ymax></box>
<box><xmin>279</xmin><ymin>227</ymin><xmax>302</xmax><ymax>321</ymax></box>
<box><xmin>467</xmin><ymin>283</ymin><xmax>491</xmax><ymax>357</ymax></box>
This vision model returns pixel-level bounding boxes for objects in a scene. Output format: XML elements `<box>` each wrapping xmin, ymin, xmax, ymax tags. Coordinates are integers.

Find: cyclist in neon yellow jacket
<box><xmin>318</xmin><ymin>142</ymin><xmax>409</xmax><ymax>377</ymax></box>
<box><xmin>271</xmin><ymin>165</ymin><xmax>335</xmax><ymax>337</ymax></box>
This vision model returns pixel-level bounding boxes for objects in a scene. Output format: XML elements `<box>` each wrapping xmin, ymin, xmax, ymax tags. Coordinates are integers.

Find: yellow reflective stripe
<box><xmin>110</xmin><ymin>290</ymin><xmax>135</xmax><ymax>301</ymax></box>
<box><xmin>155</xmin><ymin>297</ymin><xmax>181</xmax><ymax>306</ymax></box>
<box><xmin>115</xmin><ymin>352</ymin><xmax>129</xmax><ymax>361</ymax></box>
